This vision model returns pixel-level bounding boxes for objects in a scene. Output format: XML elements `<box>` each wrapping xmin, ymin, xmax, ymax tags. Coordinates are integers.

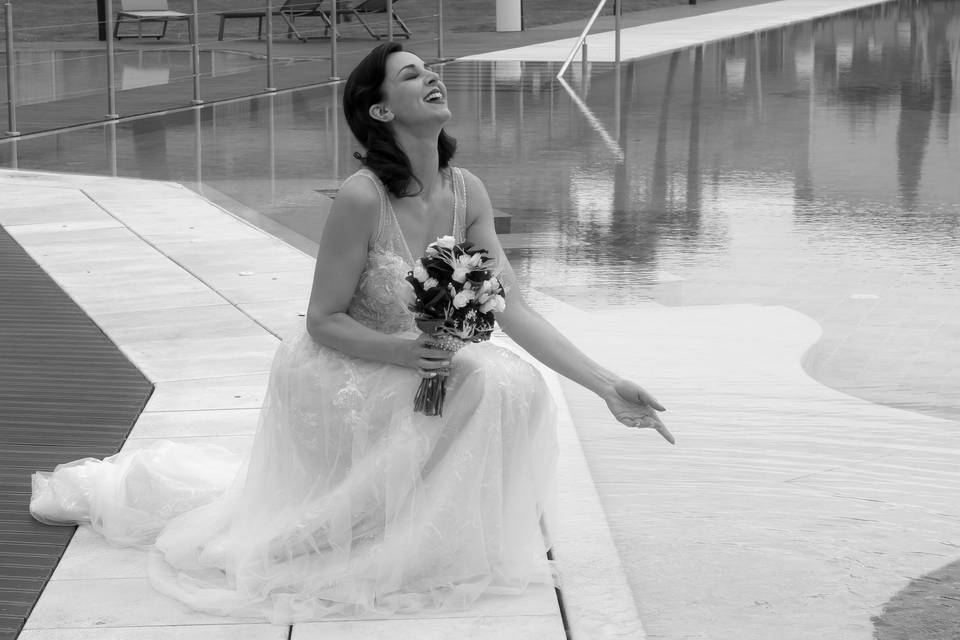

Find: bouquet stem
<box><xmin>413</xmin><ymin>371</ymin><xmax>448</xmax><ymax>416</ymax></box>
<box><xmin>412</xmin><ymin>333</ymin><xmax>465</xmax><ymax>417</ymax></box>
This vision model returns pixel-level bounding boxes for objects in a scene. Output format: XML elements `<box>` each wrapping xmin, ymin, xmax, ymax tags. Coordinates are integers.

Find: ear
<box><xmin>369</xmin><ymin>103</ymin><xmax>394</xmax><ymax>123</ymax></box>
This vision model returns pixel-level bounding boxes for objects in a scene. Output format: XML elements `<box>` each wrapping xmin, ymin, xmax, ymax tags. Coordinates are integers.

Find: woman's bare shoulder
<box><xmin>335</xmin><ymin>171</ymin><xmax>382</xmax><ymax>212</ymax></box>
<box><xmin>457</xmin><ymin>167</ymin><xmax>485</xmax><ymax>191</ymax></box>
<box><xmin>320</xmin><ymin>171</ymin><xmax>382</xmax><ymax>248</ymax></box>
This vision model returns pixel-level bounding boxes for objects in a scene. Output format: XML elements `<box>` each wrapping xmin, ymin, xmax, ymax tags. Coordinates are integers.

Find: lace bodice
<box><xmin>345</xmin><ymin>168</ymin><xmax>467</xmax><ymax>334</ymax></box>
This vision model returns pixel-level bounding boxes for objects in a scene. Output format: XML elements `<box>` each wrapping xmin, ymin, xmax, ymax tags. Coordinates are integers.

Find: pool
<box><xmin>3</xmin><ymin>0</ymin><xmax>956</xmax><ymax>424</ymax></box>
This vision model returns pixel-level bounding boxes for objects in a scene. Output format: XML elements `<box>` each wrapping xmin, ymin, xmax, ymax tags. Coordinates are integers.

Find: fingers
<box><xmin>417</xmin><ymin>354</ymin><xmax>451</xmax><ymax>378</ymax></box>
<box><xmin>614</xmin><ymin>379</ymin><xmax>666</xmax><ymax>412</ymax></box>
<box><xmin>646</xmin><ymin>395</ymin><xmax>666</xmax><ymax>413</ymax></box>
<box><xmin>622</xmin><ymin>414</ymin><xmax>675</xmax><ymax>445</ymax></box>
<box><xmin>635</xmin><ymin>387</ymin><xmax>665</xmax><ymax>412</ymax></box>
<box><xmin>655</xmin><ymin>423</ymin><xmax>676</xmax><ymax>445</ymax></box>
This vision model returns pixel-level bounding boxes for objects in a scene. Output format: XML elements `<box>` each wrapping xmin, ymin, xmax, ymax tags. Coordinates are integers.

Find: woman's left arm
<box><xmin>461</xmin><ymin>169</ymin><xmax>674</xmax><ymax>444</ymax></box>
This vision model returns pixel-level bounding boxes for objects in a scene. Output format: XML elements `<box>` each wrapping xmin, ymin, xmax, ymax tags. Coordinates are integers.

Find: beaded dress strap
<box><xmin>348</xmin><ymin>169</ymin><xmax>388</xmax><ymax>250</ymax></box>
<box><xmin>452</xmin><ymin>167</ymin><xmax>467</xmax><ymax>243</ymax></box>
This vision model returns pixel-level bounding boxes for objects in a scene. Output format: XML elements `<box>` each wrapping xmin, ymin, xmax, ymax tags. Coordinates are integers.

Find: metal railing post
<box><xmin>104</xmin><ymin>0</ymin><xmax>118</xmax><ymax>118</ymax></box>
<box><xmin>267</xmin><ymin>93</ymin><xmax>276</xmax><ymax>197</ymax></box>
<box><xmin>614</xmin><ymin>0</ymin><xmax>621</xmax><ymax>64</ymax></box>
<box><xmin>387</xmin><ymin>0</ymin><xmax>394</xmax><ymax>41</ymax></box>
<box><xmin>436</xmin><ymin>0</ymin><xmax>443</xmax><ymax>59</ymax></box>
<box><xmin>190</xmin><ymin>0</ymin><xmax>202</xmax><ymax>104</ymax></box>
<box><xmin>3</xmin><ymin>0</ymin><xmax>19</xmax><ymax>136</ymax></box>
<box><xmin>193</xmin><ymin>104</ymin><xmax>203</xmax><ymax>191</ymax></box>
<box><xmin>329</xmin><ymin>0</ymin><xmax>338</xmax><ymax>80</ymax></box>
<box><xmin>265</xmin><ymin>0</ymin><xmax>275</xmax><ymax>90</ymax></box>
<box><xmin>331</xmin><ymin>82</ymin><xmax>339</xmax><ymax>183</ymax></box>
<box><xmin>556</xmin><ymin>0</ymin><xmax>608</xmax><ymax>79</ymax></box>
<box><xmin>106</xmin><ymin>120</ymin><xmax>118</xmax><ymax>176</ymax></box>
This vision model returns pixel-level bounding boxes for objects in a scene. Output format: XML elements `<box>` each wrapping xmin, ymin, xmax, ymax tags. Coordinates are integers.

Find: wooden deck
<box><xmin>0</xmin><ymin>225</ymin><xmax>153</xmax><ymax>640</ymax></box>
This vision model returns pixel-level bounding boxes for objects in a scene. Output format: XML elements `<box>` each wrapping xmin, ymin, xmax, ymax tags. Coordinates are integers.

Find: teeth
<box><xmin>425</xmin><ymin>90</ymin><xmax>443</xmax><ymax>102</ymax></box>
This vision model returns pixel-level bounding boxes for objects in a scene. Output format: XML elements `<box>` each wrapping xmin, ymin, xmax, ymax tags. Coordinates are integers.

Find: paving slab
<box><xmin>17</xmin><ymin>624</ymin><xmax>288</xmax><ymax>640</ymax></box>
<box><xmin>291</xmin><ymin>615</ymin><xmax>566</xmax><ymax>639</ymax></box>
<box><xmin>142</xmin><ymin>374</ymin><xmax>271</xmax><ymax>412</ymax></box>
<box><xmin>22</xmin><ymin>578</ymin><xmax>261</xmax><ymax>630</ymax></box>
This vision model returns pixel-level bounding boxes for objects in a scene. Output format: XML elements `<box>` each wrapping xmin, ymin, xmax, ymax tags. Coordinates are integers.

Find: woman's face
<box><xmin>376</xmin><ymin>51</ymin><xmax>450</xmax><ymax>129</ymax></box>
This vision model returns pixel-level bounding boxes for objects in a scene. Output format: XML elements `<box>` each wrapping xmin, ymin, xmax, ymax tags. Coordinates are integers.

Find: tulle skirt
<box><xmin>30</xmin><ymin>331</ymin><xmax>559</xmax><ymax>623</ymax></box>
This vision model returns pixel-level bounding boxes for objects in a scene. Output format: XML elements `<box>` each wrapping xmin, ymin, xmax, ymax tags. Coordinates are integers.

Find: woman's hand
<box><xmin>396</xmin><ymin>334</ymin><xmax>452</xmax><ymax>378</ymax></box>
<box><xmin>602</xmin><ymin>379</ymin><xmax>674</xmax><ymax>444</ymax></box>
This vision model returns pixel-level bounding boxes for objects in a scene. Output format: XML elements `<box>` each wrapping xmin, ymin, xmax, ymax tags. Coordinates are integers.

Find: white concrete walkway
<box><xmin>460</xmin><ymin>0</ymin><xmax>893</xmax><ymax>62</ymax></box>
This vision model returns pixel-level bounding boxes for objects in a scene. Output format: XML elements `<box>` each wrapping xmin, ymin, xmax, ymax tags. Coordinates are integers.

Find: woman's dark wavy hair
<box><xmin>343</xmin><ymin>42</ymin><xmax>457</xmax><ymax>198</ymax></box>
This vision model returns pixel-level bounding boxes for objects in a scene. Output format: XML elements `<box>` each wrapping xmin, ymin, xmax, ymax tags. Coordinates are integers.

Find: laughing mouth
<box><xmin>425</xmin><ymin>89</ymin><xmax>445</xmax><ymax>103</ymax></box>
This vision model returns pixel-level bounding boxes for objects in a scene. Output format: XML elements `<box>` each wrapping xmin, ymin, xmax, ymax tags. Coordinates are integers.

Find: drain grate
<box><xmin>0</xmin><ymin>225</ymin><xmax>153</xmax><ymax>640</ymax></box>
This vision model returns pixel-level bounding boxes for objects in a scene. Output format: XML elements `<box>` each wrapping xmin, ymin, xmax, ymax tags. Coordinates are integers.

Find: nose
<box><xmin>425</xmin><ymin>69</ymin><xmax>439</xmax><ymax>84</ymax></box>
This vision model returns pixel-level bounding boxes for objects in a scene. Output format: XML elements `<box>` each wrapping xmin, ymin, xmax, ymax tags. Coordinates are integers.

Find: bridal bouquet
<box><xmin>405</xmin><ymin>235</ymin><xmax>506</xmax><ymax>416</ymax></box>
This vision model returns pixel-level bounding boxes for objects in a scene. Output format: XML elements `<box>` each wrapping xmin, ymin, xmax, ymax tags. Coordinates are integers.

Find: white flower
<box><xmin>412</xmin><ymin>262</ymin><xmax>428</xmax><ymax>283</ymax></box>
<box><xmin>467</xmin><ymin>252</ymin><xmax>483</xmax><ymax>267</ymax></box>
<box><xmin>452</xmin><ymin>288</ymin><xmax>476</xmax><ymax>309</ymax></box>
<box><xmin>452</xmin><ymin>254</ymin><xmax>478</xmax><ymax>283</ymax></box>
<box><xmin>425</xmin><ymin>245</ymin><xmax>439</xmax><ymax>257</ymax></box>
<box><xmin>435</xmin><ymin>235</ymin><xmax>456</xmax><ymax>250</ymax></box>
<box><xmin>474</xmin><ymin>280</ymin><xmax>495</xmax><ymax>305</ymax></box>
<box><xmin>479</xmin><ymin>294</ymin><xmax>505</xmax><ymax>314</ymax></box>
<box><xmin>423</xmin><ymin>277</ymin><xmax>439</xmax><ymax>290</ymax></box>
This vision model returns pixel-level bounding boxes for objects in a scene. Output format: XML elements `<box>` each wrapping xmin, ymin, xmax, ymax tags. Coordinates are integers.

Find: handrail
<box><xmin>556</xmin><ymin>0</ymin><xmax>621</xmax><ymax>79</ymax></box>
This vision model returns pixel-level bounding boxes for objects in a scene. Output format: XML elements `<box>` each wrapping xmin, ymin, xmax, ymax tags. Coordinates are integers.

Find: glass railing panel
<box><xmin>2</xmin><ymin>18</ymin><xmax>115</xmax><ymax>135</ymax></box>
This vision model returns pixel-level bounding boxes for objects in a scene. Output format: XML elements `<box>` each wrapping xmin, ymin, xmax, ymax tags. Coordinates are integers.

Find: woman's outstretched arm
<box><xmin>460</xmin><ymin>169</ymin><xmax>673</xmax><ymax>443</ymax></box>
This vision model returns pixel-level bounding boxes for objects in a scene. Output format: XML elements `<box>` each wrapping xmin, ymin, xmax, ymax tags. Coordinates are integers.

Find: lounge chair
<box><xmin>113</xmin><ymin>0</ymin><xmax>191</xmax><ymax>40</ymax></box>
<box><xmin>217</xmin><ymin>1</ymin><xmax>331</xmax><ymax>42</ymax></box>
<box><xmin>333</xmin><ymin>0</ymin><xmax>411</xmax><ymax>39</ymax></box>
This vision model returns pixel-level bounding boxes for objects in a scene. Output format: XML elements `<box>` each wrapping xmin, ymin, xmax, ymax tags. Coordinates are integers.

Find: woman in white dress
<box><xmin>30</xmin><ymin>43</ymin><xmax>672</xmax><ymax>623</ymax></box>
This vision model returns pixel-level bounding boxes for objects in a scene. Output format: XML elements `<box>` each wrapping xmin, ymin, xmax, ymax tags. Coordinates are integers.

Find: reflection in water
<box><xmin>685</xmin><ymin>46</ymin><xmax>703</xmax><ymax>218</ymax></box>
<box><xmin>650</xmin><ymin>51</ymin><xmax>680</xmax><ymax>218</ymax></box>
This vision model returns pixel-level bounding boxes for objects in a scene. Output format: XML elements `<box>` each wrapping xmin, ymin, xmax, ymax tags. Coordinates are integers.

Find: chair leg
<box><xmin>319</xmin><ymin>10</ymin><xmax>332</xmax><ymax>37</ymax></box>
<box><xmin>158</xmin><ymin>20</ymin><xmax>167</xmax><ymax>40</ymax></box>
<box><xmin>280</xmin><ymin>12</ymin><xmax>306</xmax><ymax>42</ymax></box>
<box><xmin>257</xmin><ymin>16</ymin><xmax>263</xmax><ymax>40</ymax></box>
<box><xmin>393</xmin><ymin>13</ymin><xmax>411</xmax><ymax>38</ymax></box>
<box><xmin>353</xmin><ymin>10</ymin><xmax>378</xmax><ymax>39</ymax></box>
<box><xmin>113</xmin><ymin>17</ymin><xmax>120</xmax><ymax>39</ymax></box>
<box><xmin>218</xmin><ymin>16</ymin><xmax>225</xmax><ymax>41</ymax></box>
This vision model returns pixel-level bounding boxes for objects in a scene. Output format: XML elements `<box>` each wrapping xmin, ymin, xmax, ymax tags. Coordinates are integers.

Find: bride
<box><xmin>30</xmin><ymin>42</ymin><xmax>672</xmax><ymax>623</ymax></box>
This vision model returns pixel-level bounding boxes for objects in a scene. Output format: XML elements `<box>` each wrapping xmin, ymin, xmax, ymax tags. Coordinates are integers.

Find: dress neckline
<box><xmin>380</xmin><ymin>168</ymin><xmax>463</xmax><ymax>266</ymax></box>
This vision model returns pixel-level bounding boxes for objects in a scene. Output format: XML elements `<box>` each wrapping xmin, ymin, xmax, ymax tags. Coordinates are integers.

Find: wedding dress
<box><xmin>29</xmin><ymin>167</ymin><xmax>559</xmax><ymax>623</ymax></box>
